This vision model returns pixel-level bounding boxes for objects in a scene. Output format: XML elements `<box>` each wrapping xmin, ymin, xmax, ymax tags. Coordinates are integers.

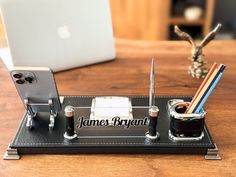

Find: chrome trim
<box><xmin>168</xmin><ymin>130</ymin><xmax>204</xmax><ymax>142</ymax></box>
<box><xmin>145</xmin><ymin>131</ymin><xmax>160</xmax><ymax>140</ymax></box>
<box><xmin>169</xmin><ymin>101</ymin><xmax>206</xmax><ymax>120</ymax></box>
<box><xmin>149</xmin><ymin>106</ymin><xmax>159</xmax><ymax>117</ymax></box>
<box><xmin>64</xmin><ymin>132</ymin><xmax>77</xmax><ymax>140</ymax></box>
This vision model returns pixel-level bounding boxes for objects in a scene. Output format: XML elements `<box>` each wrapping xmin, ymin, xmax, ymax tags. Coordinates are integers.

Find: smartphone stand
<box><xmin>24</xmin><ymin>98</ymin><xmax>58</xmax><ymax>129</ymax></box>
<box><xmin>4</xmin><ymin>96</ymin><xmax>221</xmax><ymax>160</ymax></box>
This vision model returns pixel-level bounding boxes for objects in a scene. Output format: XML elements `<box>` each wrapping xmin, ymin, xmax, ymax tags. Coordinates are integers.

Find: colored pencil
<box><xmin>185</xmin><ymin>62</ymin><xmax>218</xmax><ymax>113</ymax></box>
<box><xmin>194</xmin><ymin>65</ymin><xmax>226</xmax><ymax>113</ymax></box>
<box><xmin>188</xmin><ymin>64</ymin><xmax>221</xmax><ymax>113</ymax></box>
<box><xmin>186</xmin><ymin>63</ymin><xmax>220</xmax><ymax>113</ymax></box>
<box><xmin>193</xmin><ymin>64</ymin><xmax>225</xmax><ymax>113</ymax></box>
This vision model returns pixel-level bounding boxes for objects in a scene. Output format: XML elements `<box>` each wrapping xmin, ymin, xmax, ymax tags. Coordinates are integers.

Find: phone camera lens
<box><xmin>25</xmin><ymin>76</ymin><xmax>34</xmax><ymax>83</ymax></box>
<box><xmin>16</xmin><ymin>79</ymin><xmax>25</xmax><ymax>84</ymax></box>
<box><xmin>13</xmin><ymin>73</ymin><xmax>23</xmax><ymax>79</ymax></box>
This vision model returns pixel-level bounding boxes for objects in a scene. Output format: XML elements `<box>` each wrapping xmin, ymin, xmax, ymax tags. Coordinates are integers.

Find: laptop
<box><xmin>0</xmin><ymin>0</ymin><xmax>115</xmax><ymax>71</ymax></box>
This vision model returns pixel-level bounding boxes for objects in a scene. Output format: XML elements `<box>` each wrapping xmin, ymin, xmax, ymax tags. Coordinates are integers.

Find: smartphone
<box><xmin>10</xmin><ymin>67</ymin><xmax>61</xmax><ymax>113</ymax></box>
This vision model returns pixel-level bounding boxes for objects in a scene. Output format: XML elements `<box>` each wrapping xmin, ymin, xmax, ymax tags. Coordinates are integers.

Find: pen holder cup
<box><xmin>168</xmin><ymin>99</ymin><xmax>206</xmax><ymax>141</ymax></box>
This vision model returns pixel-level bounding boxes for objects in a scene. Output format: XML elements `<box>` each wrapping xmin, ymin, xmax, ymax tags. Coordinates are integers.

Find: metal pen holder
<box><xmin>167</xmin><ymin>99</ymin><xmax>206</xmax><ymax>142</ymax></box>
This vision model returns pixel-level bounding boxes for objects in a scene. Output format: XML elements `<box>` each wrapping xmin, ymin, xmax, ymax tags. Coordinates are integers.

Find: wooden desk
<box><xmin>0</xmin><ymin>39</ymin><xmax>236</xmax><ymax>177</ymax></box>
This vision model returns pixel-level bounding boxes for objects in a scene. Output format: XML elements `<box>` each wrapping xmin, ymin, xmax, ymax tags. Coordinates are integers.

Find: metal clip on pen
<box><xmin>64</xmin><ymin>106</ymin><xmax>77</xmax><ymax>140</ymax></box>
<box><xmin>146</xmin><ymin>59</ymin><xmax>160</xmax><ymax>139</ymax></box>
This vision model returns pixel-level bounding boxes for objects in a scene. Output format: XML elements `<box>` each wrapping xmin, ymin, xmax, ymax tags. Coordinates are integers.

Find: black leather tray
<box><xmin>9</xmin><ymin>96</ymin><xmax>216</xmax><ymax>155</ymax></box>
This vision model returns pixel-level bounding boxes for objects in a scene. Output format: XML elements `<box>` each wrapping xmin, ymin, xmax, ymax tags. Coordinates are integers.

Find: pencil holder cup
<box><xmin>167</xmin><ymin>99</ymin><xmax>206</xmax><ymax>141</ymax></box>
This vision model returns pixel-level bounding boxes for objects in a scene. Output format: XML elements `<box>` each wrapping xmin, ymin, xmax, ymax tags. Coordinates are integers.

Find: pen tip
<box><xmin>151</xmin><ymin>58</ymin><xmax>155</xmax><ymax>72</ymax></box>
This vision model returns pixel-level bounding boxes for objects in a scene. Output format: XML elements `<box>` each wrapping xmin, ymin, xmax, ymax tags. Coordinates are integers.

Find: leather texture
<box><xmin>10</xmin><ymin>96</ymin><xmax>215</xmax><ymax>154</ymax></box>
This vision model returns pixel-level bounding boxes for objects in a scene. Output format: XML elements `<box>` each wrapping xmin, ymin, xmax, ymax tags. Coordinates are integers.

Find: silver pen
<box><xmin>149</xmin><ymin>58</ymin><xmax>155</xmax><ymax>108</ymax></box>
<box><xmin>147</xmin><ymin>58</ymin><xmax>160</xmax><ymax>139</ymax></box>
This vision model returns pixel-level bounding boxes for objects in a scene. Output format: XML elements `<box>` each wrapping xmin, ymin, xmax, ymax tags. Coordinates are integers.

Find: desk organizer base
<box><xmin>6</xmin><ymin>96</ymin><xmax>220</xmax><ymax>159</ymax></box>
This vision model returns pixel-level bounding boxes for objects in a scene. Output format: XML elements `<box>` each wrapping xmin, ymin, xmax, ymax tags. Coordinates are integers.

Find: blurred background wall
<box><xmin>213</xmin><ymin>0</ymin><xmax>236</xmax><ymax>38</ymax></box>
<box><xmin>110</xmin><ymin>0</ymin><xmax>236</xmax><ymax>40</ymax></box>
<box><xmin>0</xmin><ymin>0</ymin><xmax>235</xmax><ymax>41</ymax></box>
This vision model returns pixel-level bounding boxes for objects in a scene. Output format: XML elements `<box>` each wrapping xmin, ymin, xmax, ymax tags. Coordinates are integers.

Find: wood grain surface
<box><xmin>110</xmin><ymin>0</ymin><xmax>170</xmax><ymax>40</ymax></box>
<box><xmin>0</xmin><ymin>39</ymin><xmax>236</xmax><ymax>177</ymax></box>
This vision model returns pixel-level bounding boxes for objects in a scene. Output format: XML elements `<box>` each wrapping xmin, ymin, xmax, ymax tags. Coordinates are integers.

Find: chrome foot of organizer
<box><xmin>205</xmin><ymin>143</ymin><xmax>221</xmax><ymax>160</ymax></box>
<box><xmin>3</xmin><ymin>145</ymin><xmax>20</xmax><ymax>160</ymax></box>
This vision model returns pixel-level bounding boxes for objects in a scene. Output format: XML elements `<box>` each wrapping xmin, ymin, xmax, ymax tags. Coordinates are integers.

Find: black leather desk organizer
<box><xmin>4</xmin><ymin>96</ymin><xmax>221</xmax><ymax>160</ymax></box>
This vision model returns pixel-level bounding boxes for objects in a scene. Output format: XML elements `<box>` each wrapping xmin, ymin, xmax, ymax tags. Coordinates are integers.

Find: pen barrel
<box><xmin>148</xmin><ymin>106</ymin><xmax>159</xmax><ymax>136</ymax></box>
<box><xmin>65</xmin><ymin>106</ymin><xmax>75</xmax><ymax>137</ymax></box>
